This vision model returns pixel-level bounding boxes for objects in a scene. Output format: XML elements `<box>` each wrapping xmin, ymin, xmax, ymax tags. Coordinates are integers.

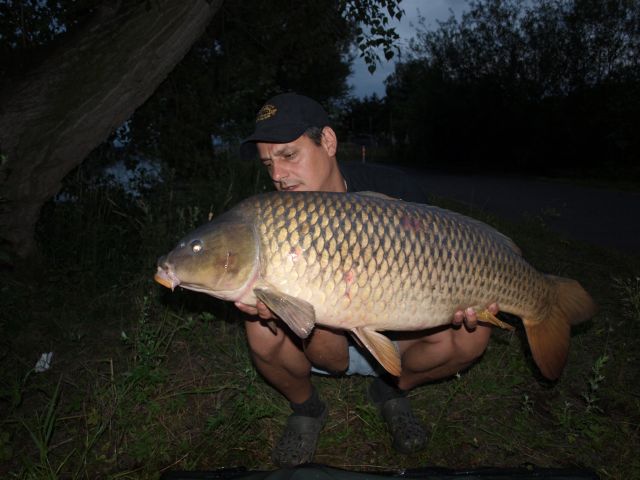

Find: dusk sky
<box><xmin>348</xmin><ymin>0</ymin><xmax>470</xmax><ymax>98</ymax></box>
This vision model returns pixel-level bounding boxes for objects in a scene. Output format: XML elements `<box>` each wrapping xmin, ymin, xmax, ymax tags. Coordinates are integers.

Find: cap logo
<box><xmin>256</xmin><ymin>104</ymin><xmax>277</xmax><ymax>122</ymax></box>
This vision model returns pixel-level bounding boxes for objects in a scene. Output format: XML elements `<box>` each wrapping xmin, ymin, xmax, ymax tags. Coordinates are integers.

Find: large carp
<box><xmin>155</xmin><ymin>191</ymin><xmax>596</xmax><ymax>379</ymax></box>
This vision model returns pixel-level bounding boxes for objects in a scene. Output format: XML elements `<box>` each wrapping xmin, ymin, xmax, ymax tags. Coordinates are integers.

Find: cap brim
<box><xmin>241</xmin><ymin>123</ymin><xmax>309</xmax><ymax>145</ymax></box>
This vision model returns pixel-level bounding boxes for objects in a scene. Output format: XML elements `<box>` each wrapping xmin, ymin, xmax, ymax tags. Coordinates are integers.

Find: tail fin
<box><xmin>523</xmin><ymin>276</ymin><xmax>597</xmax><ymax>380</ymax></box>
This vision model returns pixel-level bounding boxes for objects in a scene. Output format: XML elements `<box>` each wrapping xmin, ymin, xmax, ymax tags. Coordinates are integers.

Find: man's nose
<box><xmin>271</xmin><ymin>161</ymin><xmax>287</xmax><ymax>181</ymax></box>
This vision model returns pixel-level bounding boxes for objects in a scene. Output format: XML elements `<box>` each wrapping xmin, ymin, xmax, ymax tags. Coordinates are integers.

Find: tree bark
<box><xmin>0</xmin><ymin>0</ymin><xmax>222</xmax><ymax>265</ymax></box>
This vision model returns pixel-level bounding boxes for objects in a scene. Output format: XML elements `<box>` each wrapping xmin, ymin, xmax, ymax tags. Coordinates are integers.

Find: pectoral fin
<box><xmin>477</xmin><ymin>310</ymin><xmax>515</xmax><ymax>331</ymax></box>
<box><xmin>254</xmin><ymin>287</ymin><xmax>316</xmax><ymax>338</ymax></box>
<box><xmin>351</xmin><ymin>327</ymin><xmax>401</xmax><ymax>376</ymax></box>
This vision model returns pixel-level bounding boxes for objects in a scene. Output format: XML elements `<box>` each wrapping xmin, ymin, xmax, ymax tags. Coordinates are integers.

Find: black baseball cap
<box><xmin>242</xmin><ymin>93</ymin><xmax>330</xmax><ymax>144</ymax></box>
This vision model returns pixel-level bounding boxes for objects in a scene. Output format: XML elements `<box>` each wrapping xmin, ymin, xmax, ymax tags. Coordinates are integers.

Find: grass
<box><xmin>612</xmin><ymin>276</ymin><xmax>640</xmax><ymax>323</ymax></box>
<box><xmin>1</xmin><ymin>158</ymin><xmax>639</xmax><ymax>478</ymax></box>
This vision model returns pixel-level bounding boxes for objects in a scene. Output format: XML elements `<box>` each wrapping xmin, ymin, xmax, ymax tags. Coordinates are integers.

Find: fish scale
<box><xmin>251</xmin><ymin>192</ymin><xmax>533</xmax><ymax>328</ymax></box>
<box><xmin>155</xmin><ymin>191</ymin><xmax>596</xmax><ymax>379</ymax></box>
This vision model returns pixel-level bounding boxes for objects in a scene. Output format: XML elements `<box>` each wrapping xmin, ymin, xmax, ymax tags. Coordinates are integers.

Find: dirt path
<box><xmin>407</xmin><ymin>170</ymin><xmax>640</xmax><ymax>255</ymax></box>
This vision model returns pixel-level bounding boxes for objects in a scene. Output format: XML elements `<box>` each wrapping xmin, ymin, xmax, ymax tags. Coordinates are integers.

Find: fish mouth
<box><xmin>154</xmin><ymin>266</ymin><xmax>181</xmax><ymax>290</ymax></box>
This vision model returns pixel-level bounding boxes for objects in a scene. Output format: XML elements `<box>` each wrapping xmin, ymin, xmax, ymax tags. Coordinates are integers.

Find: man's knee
<box><xmin>452</xmin><ymin>326</ymin><xmax>491</xmax><ymax>365</ymax></box>
<box><xmin>245</xmin><ymin>320</ymin><xmax>288</xmax><ymax>363</ymax></box>
<box><xmin>304</xmin><ymin>329</ymin><xmax>349</xmax><ymax>374</ymax></box>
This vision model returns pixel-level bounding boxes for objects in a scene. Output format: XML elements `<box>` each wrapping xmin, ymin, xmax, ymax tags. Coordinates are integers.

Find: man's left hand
<box><xmin>453</xmin><ymin>303</ymin><xmax>499</xmax><ymax>329</ymax></box>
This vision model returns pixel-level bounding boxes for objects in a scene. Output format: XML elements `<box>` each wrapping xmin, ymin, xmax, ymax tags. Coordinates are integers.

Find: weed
<box><xmin>428</xmin><ymin>373</ymin><xmax>468</xmax><ymax>447</ymax></box>
<box><xmin>16</xmin><ymin>377</ymin><xmax>74</xmax><ymax>478</ymax></box>
<box><xmin>581</xmin><ymin>354</ymin><xmax>609</xmax><ymax>414</ymax></box>
<box><xmin>353</xmin><ymin>403</ymin><xmax>385</xmax><ymax>441</ymax></box>
<box><xmin>556</xmin><ymin>401</ymin><xmax>574</xmax><ymax>430</ymax></box>
<box><xmin>176</xmin><ymin>205</ymin><xmax>203</xmax><ymax>232</ymax></box>
<box><xmin>520</xmin><ymin>393</ymin><xmax>534</xmax><ymax>415</ymax></box>
<box><xmin>1</xmin><ymin>369</ymin><xmax>33</xmax><ymax>413</ymax></box>
<box><xmin>613</xmin><ymin>275</ymin><xmax>640</xmax><ymax>322</ymax></box>
<box><xmin>122</xmin><ymin>295</ymin><xmax>195</xmax><ymax>371</ymax></box>
<box><xmin>0</xmin><ymin>430</ymin><xmax>12</xmax><ymax>464</ymax></box>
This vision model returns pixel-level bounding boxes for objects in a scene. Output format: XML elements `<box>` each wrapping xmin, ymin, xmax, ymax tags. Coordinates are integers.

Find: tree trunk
<box><xmin>0</xmin><ymin>0</ymin><xmax>222</xmax><ymax>265</ymax></box>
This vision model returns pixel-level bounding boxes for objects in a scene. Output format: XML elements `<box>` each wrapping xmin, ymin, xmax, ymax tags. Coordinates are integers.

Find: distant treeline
<box><xmin>340</xmin><ymin>0</ymin><xmax>640</xmax><ymax>180</ymax></box>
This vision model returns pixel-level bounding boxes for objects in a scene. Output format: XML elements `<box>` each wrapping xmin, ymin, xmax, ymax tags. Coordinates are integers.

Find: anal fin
<box><xmin>351</xmin><ymin>327</ymin><xmax>401</xmax><ymax>376</ymax></box>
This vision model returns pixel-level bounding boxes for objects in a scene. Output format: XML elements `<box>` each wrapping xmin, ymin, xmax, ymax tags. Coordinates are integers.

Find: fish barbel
<box><xmin>155</xmin><ymin>191</ymin><xmax>596</xmax><ymax>379</ymax></box>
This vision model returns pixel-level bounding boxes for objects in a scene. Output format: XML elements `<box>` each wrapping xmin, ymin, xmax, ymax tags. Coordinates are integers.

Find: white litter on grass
<box><xmin>35</xmin><ymin>352</ymin><xmax>54</xmax><ymax>373</ymax></box>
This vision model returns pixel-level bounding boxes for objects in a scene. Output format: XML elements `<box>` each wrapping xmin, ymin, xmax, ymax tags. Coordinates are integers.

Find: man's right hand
<box><xmin>234</xmin><ymin>300</ymin><xmax>276</xmax><ymax>320</ymax></box>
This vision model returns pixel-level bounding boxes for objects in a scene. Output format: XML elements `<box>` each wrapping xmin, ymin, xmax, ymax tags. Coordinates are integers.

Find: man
<box><xmin>237</xmin><ymin>93</ymin><xmax>498</xmax><ymax>467</ymax></box>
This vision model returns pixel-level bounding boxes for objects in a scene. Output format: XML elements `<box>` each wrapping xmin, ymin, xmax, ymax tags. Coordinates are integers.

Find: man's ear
<box><xmin>321</xmin><ymin>126</ymin><xmax>337</xmax><ymax>157</ymax></box>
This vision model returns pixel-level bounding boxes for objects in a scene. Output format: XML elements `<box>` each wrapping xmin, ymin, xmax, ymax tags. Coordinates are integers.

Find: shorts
<box><xmin>311</xmin><ymin>342</ymin><xmax>399</xmax><ymax>377</ymax></box>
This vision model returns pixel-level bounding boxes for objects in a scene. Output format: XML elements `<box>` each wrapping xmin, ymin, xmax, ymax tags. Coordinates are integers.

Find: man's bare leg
<box><xmin>370</xmin><ymin>325</ymin><xmax>491</xmax><ymax>453</ymax></box>
<box><xmin>245</xmin><ymin>319</ymin><xmax>312</xmax><ymax>403</ymax></box>
<box><xmin>244</xmin><ymin>321</ymin><xmax>349</xmax><ymax>467</ymax></box>
<box><xmin>398</xmin><ymin>325</ymin><xmax>492</xmax><ymax>390</ymax></box>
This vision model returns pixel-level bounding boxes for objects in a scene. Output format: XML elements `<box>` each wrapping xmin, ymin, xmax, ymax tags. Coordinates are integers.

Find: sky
<box><xmin>348</xmin><ymin>0</ymin><xmax>470</xmax><ymax>98</ymax></box>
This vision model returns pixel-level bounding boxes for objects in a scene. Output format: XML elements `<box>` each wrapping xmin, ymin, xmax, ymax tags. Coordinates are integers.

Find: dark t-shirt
<box><xmin>338</xmin><ymin>161</ymin><xmax>429</xmax><ymax>204</ymax></box>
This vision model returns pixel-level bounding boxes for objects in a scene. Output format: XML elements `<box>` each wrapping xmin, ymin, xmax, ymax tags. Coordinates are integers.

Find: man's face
<box><xmin>256</xmin><ymin>130</ymin><xmax>336</xmax><ymax>192</ymax></box>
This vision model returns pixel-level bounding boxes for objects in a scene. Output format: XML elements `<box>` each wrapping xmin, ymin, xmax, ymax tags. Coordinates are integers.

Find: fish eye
<box><xmin>190</xmin><ymin>240</ymin><xmax>203</xmax><ymax>253</ymax></box>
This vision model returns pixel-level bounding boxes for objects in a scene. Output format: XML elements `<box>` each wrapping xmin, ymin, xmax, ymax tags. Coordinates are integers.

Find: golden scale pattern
<box><xmin>247</xmin><ymin>192</ymin><xmax>550</xmax><ymax>330</ymax></box>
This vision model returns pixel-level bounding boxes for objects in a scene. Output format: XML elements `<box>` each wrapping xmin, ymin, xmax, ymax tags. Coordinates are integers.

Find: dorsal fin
<box><xmin>354</xmin><ymin>191</ymin><xmax>399</xmax><ymax>201</ymax></box>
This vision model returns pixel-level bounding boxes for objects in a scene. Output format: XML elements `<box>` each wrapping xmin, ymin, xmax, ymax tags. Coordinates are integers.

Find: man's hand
<box><xmin>234</xmin><ymin>300</ymin><xmax>276</xmax><ymax>320</ymax></box>
<box><xmin>452</xmin><ymin>303</ymin><xmax>499</xmax><ymax>329</ymax></box>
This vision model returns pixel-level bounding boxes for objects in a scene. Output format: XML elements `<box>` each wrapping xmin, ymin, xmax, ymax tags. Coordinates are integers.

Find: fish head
<box><xmin>155</xmin><ymin>214</ymin><xmax>258</xmax><ymax>301</ymax></box>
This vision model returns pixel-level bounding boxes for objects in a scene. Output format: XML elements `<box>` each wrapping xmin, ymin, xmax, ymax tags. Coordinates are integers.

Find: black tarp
<box><xmin>161</xmin><ymin>464</ymin><xmax>600</xmax><ymax>480</ymax></box>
